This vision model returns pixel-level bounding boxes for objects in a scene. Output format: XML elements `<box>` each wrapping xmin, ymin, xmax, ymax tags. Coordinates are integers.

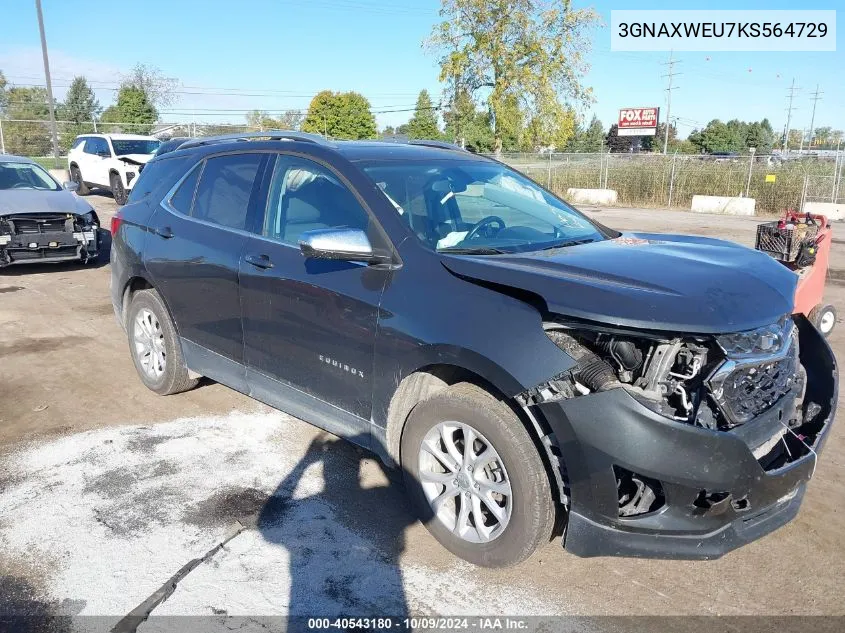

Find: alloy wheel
<box><xmin>418</xmin><ymin>421</ymin><xmax>513</xmax><ymax>543</ymax></box>
<box><xmin>133</xmin><ymin>308</ymin><xmax>166</xmax><ymax>380</ymax></box>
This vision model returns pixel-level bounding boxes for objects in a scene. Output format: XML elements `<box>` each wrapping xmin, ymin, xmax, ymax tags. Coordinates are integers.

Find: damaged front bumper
<box><xmin>0</xmin><ymin>214</ymin><xmax>99</xmax><ymax>267</ymax></box>
<box><xmin>532</xmin><ymin>317</ymin><xmax>837</xmax><ymax>559</ymax></box>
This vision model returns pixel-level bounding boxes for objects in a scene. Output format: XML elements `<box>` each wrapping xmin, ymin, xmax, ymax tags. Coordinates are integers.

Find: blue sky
<box><xmin>0</xmin><ymin>0</ymin><xmax>841</xmax><ymax>138</ymax></box>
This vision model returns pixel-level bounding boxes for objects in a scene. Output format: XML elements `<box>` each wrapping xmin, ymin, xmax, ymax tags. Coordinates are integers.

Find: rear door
<box><xmin>83</xmin><ymin>137</ymin><xmax>111</xmax><ymax>187</ymax></box>
<box><xmin>239</xmin><ymin>153</ymin><xmax>391</xmax><ymax>427</ymax></box>
<box><xmin>144</xmin><ymin>151</ymin><xmax>269</xmax><ymax>389</ymax></box>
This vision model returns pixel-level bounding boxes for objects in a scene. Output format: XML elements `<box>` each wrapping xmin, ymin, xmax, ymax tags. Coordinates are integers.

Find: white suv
<box><xmin>67</xmin><ymin>134</ymin><xmax>160</xmax><ymax>205</ymax></box>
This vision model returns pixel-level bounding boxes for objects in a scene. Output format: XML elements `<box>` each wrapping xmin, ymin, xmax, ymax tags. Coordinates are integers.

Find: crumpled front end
<box><xmin>519</xmin><ymin>315</ymin><xmax>837</xmax><ymax>559</ymax></box>
<box><xmin>0</xmin><ymin>212</ymin><xmax>99</xmax><ymax>267</ymax></box>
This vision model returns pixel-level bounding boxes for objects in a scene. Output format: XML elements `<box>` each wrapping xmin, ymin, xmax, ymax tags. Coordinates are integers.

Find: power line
<box><xmin>660</xmin><ymin>51</ymin><xmax>681</xmax><ymax>154</ymax></box>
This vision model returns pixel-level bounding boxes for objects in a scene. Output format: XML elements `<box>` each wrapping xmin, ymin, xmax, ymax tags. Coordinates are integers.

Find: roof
<box><xmin>77</xmin><ymin>133</ymin><xmax>159</xmax><ymax>141</ymax></box>
<box><xmin>335</xmin><ymin>141</ymin><xmax>480</xmax><ymax>162</ymax></box>
<box><xmin>0</xmin><ymin>154</ymin><xmax>37</xmax><ymax>164</ymax></box>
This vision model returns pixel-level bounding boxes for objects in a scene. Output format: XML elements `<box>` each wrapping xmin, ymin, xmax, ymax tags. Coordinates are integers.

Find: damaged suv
<box><xmin>111</xmin><ymin>132</ymin><xmax>837</xmax><ymax>567</ymax></box>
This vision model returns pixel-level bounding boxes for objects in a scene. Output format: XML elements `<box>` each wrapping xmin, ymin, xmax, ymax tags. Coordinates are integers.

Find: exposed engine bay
<box><xmin>521</xmin><ymin>319</ymin><xmax>810</xmax><ymax>438</ymax></box>
<box><xmin>0</xmin><ymin>212</ymin><xmax>99</xmax><ymax>267</ymax></box>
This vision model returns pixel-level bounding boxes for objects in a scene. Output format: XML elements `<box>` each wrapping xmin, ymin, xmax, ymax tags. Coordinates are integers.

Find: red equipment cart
<box><xmin>755</xmin><ymin>212</ymin><xmax>836</xmax><ymax>337</ymax></box>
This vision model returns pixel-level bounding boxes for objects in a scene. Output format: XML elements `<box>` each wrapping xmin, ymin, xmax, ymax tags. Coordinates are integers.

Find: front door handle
<box><xmin>244</xmin><ymin>253</ymin><xmax>273</xmax><ymax>269</ymax></box>
<box><xmin>154</xmin><ymin>226</ymin><xmax>173</xmax><ymax>239</ymax></box>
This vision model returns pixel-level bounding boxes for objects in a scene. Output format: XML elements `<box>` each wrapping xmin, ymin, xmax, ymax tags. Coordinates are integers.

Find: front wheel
<box><xmin>110</xmin><ymin>172</ymin><xmax>128</xmax><ymax>205</ymax></box>
<box><xmin>400</xmin><ymin>383</ymin><xmax>556</xmax><ymax>567</ymax></box>
<box><xmin>809</xmin><ymin>304</ymin><xmax>836</xmax><ymax>337</ymax></box>
<box><xmin>70</xmin><ymin>165</ymin><xmax>89</xmax><ymax>195</ymax></box>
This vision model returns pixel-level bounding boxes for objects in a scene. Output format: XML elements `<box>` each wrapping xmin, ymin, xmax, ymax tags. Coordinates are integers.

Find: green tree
<box><xmin>406</xmin><ymin>90</ymin><xmax>441</xmax><ymax>139</ymax></box>
<box><xmin>246</xmin><ymin>109</ymin><xmax>304</xmax><ymax>131</ymax></box>
<box><xmin>605</xmin><ymin>124</ymin><xmax>633</xmax><ymax>153</ymax></box>
<box><xmin>0</xmin><ymin>70</ymin><xmax>8</xmax><ymax>114</ymax></box>
<box><xmin>301</xmin><ymin>90</ymin><xmax>376</xmax><ymax>139</ymax></box>
<box><xmin>58</xmin><ymin>76</ymin><xmax>100</xmax><ymax>151</ymax></box>
<box><xmin>100</xmin><ymin>85</ymin><xmax>157</xmax><ymax>134</ymax></box>
<box><xmin>744</xmin><ymin>119</ymin><xmax>774</xmax><ymax>153</ymax></box>
<box><xmin>565</xmin><ymin>115</ymin><xmax>604</xmax><ymax>152</ymax></box>
<box><xmin>443</xmin><ymin>90</ymin><xmax>494</xmax><ymax>152</ymax></box>
<box><xmin>3</xmin><ymin>86</ymin><xmax>52</xmax><ymax>156</ymax></box>
<box><xmin>640</xmin><ymin>122</ymin><xmax>677</xmax><ymax>152</ymax></box>
<box><xmin>428</xmin><ymin>0</ymin><xmax>598</xmax><ymax>154</ymax></box>
<box><xmin>811</xmin><ymin>125</ymin><xmax>832</xmax><ymax>148</ymax></box>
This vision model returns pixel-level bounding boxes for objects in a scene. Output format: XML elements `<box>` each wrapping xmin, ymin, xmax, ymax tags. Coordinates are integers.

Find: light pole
<box><xmin>35</xmin><ymin>0</ymin><xmax>60</xmax><ymax>166</ymax></box>
<box><xmin>745</xmin><ymin>147</ymin><xmax>756</xmax><ymax>198</ymax></box>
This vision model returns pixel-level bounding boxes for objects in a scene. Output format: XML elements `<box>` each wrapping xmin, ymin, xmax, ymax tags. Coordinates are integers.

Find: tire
<box><xmin>400</xmin><ymin>382</ymin><xmax>555</xmax><ymax>567</ymax></box>
<box><xmin>126</xmin><ymin>288</ymin><xmax>198</xmax><ymax>395</ymax></box>
<box><xmin>110</xmin><ymin>172</ymin><xmax>128</xmax><ymax>205</ymax></box>
<box><xmin>70</xmin><ymin>165</ymin><xmax>89</xmax><ymax>195</ymax></box>
<box><xmin>809</xmin><ymin>304</ymin><xmax>836</xmax><ymax>337</ymax></box>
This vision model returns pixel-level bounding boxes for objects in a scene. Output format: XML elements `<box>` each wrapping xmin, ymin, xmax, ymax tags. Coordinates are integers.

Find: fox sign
<box><xmin>618</xmin><ymin>107</ymin><xmax>659</xmax><ymax>136</ymax></box>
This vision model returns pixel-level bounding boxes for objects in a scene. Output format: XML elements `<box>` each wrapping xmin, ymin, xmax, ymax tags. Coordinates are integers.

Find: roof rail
<box><xmin>407</xmin><ymin>139</ymin><xmax>468</xmax><ymax>152</ymax></box>
<box><xmin>178</xmin><ymin>130</ymin><xmax>333</xmax><ymax>150</ymax></box>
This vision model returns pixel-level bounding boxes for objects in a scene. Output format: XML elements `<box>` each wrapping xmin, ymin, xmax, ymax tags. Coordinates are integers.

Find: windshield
<box><xmin>0</xmin><ymin>162</ymin><xmax>60</xmax><ymax>191</ymax></box>
<box><xmin>111</xmin><ymin>139</ymin><xmax>160</xmax><ymax>156</ymax></box>
<box><xmin>361</xmin><ymin>159</ymin><xmax>604</xmax><ymax>254</ymax></box>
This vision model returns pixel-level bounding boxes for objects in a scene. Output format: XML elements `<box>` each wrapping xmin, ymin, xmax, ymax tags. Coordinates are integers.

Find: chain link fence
<box><xmin>801</xmin><ymin>158</ymin><xmax>845</xmax><ymax>208</ymax></box>
<box><xmin>494</xmin><ymin>152</ymin><xmax>841</xmax><ymax>215</ymax></box>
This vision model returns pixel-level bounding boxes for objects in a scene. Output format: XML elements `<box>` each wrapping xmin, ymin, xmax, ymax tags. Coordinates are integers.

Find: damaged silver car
<box><xmin>0</xmin><ymin>155</ymin><xmax>100</xmax><ymax>268</ymax></box>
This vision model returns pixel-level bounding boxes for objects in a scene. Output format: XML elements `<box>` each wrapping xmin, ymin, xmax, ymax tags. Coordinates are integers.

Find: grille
<box><xmin>711</xmin><ymin>338</ymin><xmax>800</xmax><ymax>427</ymax></box>
<box><xmin>10</xmin><ymin>216</ymin><xmax>71</xmax><ymax>235</ymax></box>
<box><xmin>12</xmin><ymin>245</ymin><xmax>78</xmax><ymax>260</ymax></box>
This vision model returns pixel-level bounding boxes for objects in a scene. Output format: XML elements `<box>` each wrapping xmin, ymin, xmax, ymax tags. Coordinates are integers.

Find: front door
<box><xmin>240</xmin><ymin>154</ymin><xmax>391</xmax><ymax>424</ymax></box>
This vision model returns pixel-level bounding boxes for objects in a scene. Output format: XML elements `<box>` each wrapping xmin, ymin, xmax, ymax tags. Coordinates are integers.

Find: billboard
<box><xmin>618</xmin><ymin>107</ymin><xmax>659</xmax><ymax>136</ymax></box>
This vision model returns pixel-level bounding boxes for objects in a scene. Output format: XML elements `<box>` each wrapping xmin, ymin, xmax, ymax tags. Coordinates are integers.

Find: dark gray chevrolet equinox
<box><xmin>110</xmin><ymin>131</ymin><xmax>837</xmax><ymax>567</ymax></box>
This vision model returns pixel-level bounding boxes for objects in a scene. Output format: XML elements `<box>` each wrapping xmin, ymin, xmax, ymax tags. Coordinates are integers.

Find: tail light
<box><xmin>110</xmin><ymin>212</ymin><xmax>123</xmax><ymax>236</ymax></box>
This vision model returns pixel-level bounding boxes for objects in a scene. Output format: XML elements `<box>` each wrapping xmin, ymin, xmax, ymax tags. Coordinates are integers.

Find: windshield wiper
<box><xmin>439</xmin><ymin>247</ymin><xmax>509</xmax><ymax>255</ymax></box>
<box><xmin>536</xmin><ymin>238</ymin><xmax>597</xmax><ymax>251</ymax></box>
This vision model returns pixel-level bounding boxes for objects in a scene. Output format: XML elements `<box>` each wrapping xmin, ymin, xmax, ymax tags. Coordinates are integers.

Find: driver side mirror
<box><xmin>97</xmin><ymin>150</ymin><xmax>111</xmax><ymax>158</ymax></box>
<box><xmin>299</xmin><ymin>228</ymin><xmax>387</xmax><ymax>264</ymax></box>
<box><xmin>63</xmin><ymin>180</ymin><xmax>80</xmax><ymax>192</ymax></box>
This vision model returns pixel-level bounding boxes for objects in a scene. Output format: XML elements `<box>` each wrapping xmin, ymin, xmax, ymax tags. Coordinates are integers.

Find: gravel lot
<box><xmin>1</xmin><ymin>194</ymin><xmax>843</xmax><ymax>622</ymax></box>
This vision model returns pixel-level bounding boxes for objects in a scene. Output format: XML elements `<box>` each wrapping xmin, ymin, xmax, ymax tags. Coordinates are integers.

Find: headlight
<box><xmin>716</xmin><ymin>317</ymin><xmax>792</xmax><ymax>359</ymax></box>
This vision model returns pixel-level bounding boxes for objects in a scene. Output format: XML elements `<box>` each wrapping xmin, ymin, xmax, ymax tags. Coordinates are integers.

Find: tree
<box><xmin>100</xmin><ymin>85</ymin><xmax>157</xmax><ymax>134</ymax></box>
<box><xmin>0</xmin><ymin>70</ymin><xmax>8</xmax><ymax>115</ymax></box>
<box><xmin>564</xmin><ymin>115</ymin><xmax>604</xmax><ymax>152</ymax></box>
<box><xmin>744</xmin><ymin>119</ymin><xmax>774</xmax><ymax>153</ymax></box>
<box><xmin>406</xmin><ymin>90</ymin><xmax>441</xmax><ymax>139</ymax></box>
<box><xmin>605</xmin><ymin>124</ymin><xmax>633</xmax><ymax>153</ymax></box>
<box><xmin>3</xmin><ymin>86</ymin><xmax>52</xmax><ymax>155</ymax></box>
<box><xmin>443</xmin><ymin>89</ymin><xmax>494</xmax><ymax>152</ymax></box>
<box><xmin>640</xmin><ymin>122</ymin><xmax>677</xmax><ymax>152</ymax></box>
<box><xmin>428</xmin><ymin>0</ymin><xmax>598</xmax><ymax>153</ymax></box>
<box><xmin>58</xmin><ymin>76</ymin><xmax>100</xmax><ymax>150</ymax></box>
<box><xmin>121</xmin><ymin>63</ymin><xmax>178</xmax><ymax>109</ymax></box>
<box><xmin>246</xmin><ymin>109</ymin><xmax>304</xmax><ymax>131</ymax></box>
<box><xmin>301</xmin><ymin>91</ymin><xmax>377</xmax><ymax>139</ymax></box>
<box><xmin>812</xmin><ymin>126</ymin><xmax>832</xmax><ymax>148</ymax></box>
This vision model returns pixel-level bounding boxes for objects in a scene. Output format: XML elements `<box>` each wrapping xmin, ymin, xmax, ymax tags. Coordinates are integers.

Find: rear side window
<box><xmin>191</xmin><ymin>154</ymin><xmax>263</xmax><ymax>230</ymax></box>
<box><xmin>168</xmin><ymin>163</ymin><xmax>202</xmax><ymax>213</ymax></box>
<box><xmin>127</xmin><ymin>156</ymin><xmax>192</xmax><ymax>205</ymax></box>
<box><xmin>71</xmin><ymin>137</ymin><xmax>86</xmax><ymax>150</ymax></box>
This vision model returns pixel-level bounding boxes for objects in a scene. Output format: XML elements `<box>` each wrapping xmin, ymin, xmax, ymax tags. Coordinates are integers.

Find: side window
<box><xmin>168</xmin><ymin>163</ymin><xmax>202</xmax><ymax>214</ymax></box>
<box><xmin>71</xmin><ymin>137</ymin><xmax>86</xmax><ymax>150</ymax></box>
<box><xmin>82</xmin><ymin>138</ymin><xmax>97</xmax><ymax>154</ymax></box>
<box><xmin>263</xmin><ymin>156</ymin><xmax>369</xmax><ymax>245</ymax></box>
<box><xmin>191</xmin><ymin>153</ymin><xmax>263</xmax><ymax>230</ymax></box>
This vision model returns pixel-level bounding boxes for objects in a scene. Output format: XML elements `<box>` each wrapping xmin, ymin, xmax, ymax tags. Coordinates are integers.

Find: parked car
<box><xmin>110</xmin><ymin>132</ymin><xmax>837</xmax><ymax>567</ymax></box>
<box><xmin>152</xmin><ymin>137</ymin><xmax>191</xmax><ymax>158</ymax></box>
<box><xmin>0</xmin><ymin>155</ymin><xmax>100</xmax><ymax>268</ymax></box>
<box><xmin>67</xmin><ymin>133</ymin><xmax>160</xmax><ymax>205</ymax></box>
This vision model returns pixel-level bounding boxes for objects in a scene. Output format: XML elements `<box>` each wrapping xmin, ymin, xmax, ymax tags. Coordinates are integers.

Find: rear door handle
<box><xmin>244</xmin><ymin>253</ymin><xmax>273</xmax><ymax>269</ymax></box>
<box><xmin>154</xmin><ymin>226</ymin><xmax>173</xmax><ymax>239</ymax></box>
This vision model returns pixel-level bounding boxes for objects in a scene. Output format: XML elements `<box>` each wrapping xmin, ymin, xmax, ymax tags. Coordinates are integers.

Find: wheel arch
<box><xmin>384</xmin><ymin>361</ymin><xmax>565</xmax><ymax>507</ymax></box>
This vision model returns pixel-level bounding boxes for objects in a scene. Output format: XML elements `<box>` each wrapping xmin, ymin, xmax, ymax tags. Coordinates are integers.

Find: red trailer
<box><xmin>756</xmin><ymin>212</ymin><xmax>836</xmax><ymax>336</ymax></box>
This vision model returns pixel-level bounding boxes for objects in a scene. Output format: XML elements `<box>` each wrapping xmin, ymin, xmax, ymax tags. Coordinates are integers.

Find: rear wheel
<box><xmin>127</xmin><ymin>289</ymin><xmax>198</xmax><ymax>395</ymax></box>
<box><xmin>400</xmin><ymin>383</ymin><xmax>555</xmax><ymax>567</ymax></box>
<box><xmin>809</xmin><ymin>304</ymin><xmax>836</xmax><ymax>337</ymax></box>
<box><xmin>110</xmin><ymin>172</ymin><xmax>128</xmax><ymax>205</ymax></box>
<box><xmin>70</xmin><ymin>165</ymin><xmax>89</xmax><ymax>195</ymax></box>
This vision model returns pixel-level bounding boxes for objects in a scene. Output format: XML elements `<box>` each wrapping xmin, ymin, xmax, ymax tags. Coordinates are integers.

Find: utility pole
<box><xmin>784</xmin><ymin>78</ymin><xmax>798</xmax><ymax>151</ymax></box>
<box><xmin>35</xmin><ymin>0</ymin><xmax>60</xmax><ymax>166</ymax></box>
<box><xmin>808</xmin><ymin>84</ymin><xmax>823</xmax><ymax>150</ymax></box>
<box><xmin>660</xmin><ymin>51</ymin><xmax>681</xmax><ymax>154</ymax></box>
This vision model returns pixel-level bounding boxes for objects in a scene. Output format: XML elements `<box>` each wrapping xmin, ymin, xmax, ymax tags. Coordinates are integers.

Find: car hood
<box><xmin>116</xmin><ymin>153</ymin><xmax>154</xmax><ymax>166</ymax></box>
<box><xmin>0</xmin><ymin>189</ymin><xmax>94</xmax><ymax>217</ymax></box>
<box><xmin>441</xmin><ymin>233</ymin><xmax>797</xmax><ymax>334</ymax></box>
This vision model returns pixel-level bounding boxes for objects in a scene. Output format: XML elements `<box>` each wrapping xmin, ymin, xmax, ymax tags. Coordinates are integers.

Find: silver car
<box><xmin>0</xmin><ymin>155</ymin><xmax>100</xmax><ymax>268</ymax></box>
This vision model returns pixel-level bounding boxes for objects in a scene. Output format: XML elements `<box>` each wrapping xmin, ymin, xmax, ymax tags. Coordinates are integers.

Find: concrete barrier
<box><xmin>49</xmin><ymin>168</ymin><xmax>69</xmax><ymax>184</ymax></box>
<box><xmin>802</xmin><ymin>201</ymin><xmax>845</xmax><ymax>222</ymax></box>
<box><xmin>566</xmin><ymin>188</ymin><xmax>618</xmax><ymax>206</ymax></box>
<box><xmin>691</xmin><ymin>195</ymin><xmax>756</xmax><ymax>216</ymax></box>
